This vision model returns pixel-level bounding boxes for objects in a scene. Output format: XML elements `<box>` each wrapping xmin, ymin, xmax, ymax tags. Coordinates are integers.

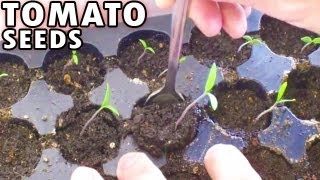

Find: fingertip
<box><xmin>220</xmin><ymin>2</ymin><xmax>247</xmax><ymax>39</ymax></box>
<box><xmin>117</xmin><ymin>152</ymin><xmax>165</xmax><ymax>180</ymax></box>
<box><xmin>155</xmin><ymin>0</ymin><xmax>175</xmax><ymax>9</ymax></box>
<box><xmin>204</xmin><ymin>144</ymin><xmax>261</xmax><ymax>180</ymax></box>
<box><xmin>189</xmin><ymin>0</ymin><xmax>222</xmax><ymax>37</ymax></box>
<box><xmin>71</xmin><ymin>167</ymin><xmax>104</xmax><ymax>180</ymax></box>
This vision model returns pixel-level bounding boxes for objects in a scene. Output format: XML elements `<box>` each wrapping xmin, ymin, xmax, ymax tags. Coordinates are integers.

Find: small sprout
<box><xmin>179</xmin><ymin>56</ymin><xmax>187</xmax><ymax>63</ymax></box>
<box><xmin>255</xmin><ymin>82</ymin><xmax>296</xmax><ymax>122</ymax></box>
<box><xmin>158</xmin><ymin>56</ymin><xmax>187</xmax><ymax>78</ymax></box>
<box><xmin>175</xmin><ymin>63</ymin><xmax>218</xmax><ymax>129</ymax></box>
<box><xmin>80</xmin><ymin>83</ymin><xmax>120</xmax><ymax>136</ymax></box>
<box><xmin>0</xmin><ymin>72</ymin><xmax>8</xmax><ymax>78</ymax></box>
<box><xmin>72</xmin><ymin>50</ymin><xmax>79</xmax><ymax>65</ymax></box>
<box><xmin>238</xmin><ymin>35</ymin><xmax>263</xmax><ymax>53</ymax></box>
<box><xmin>300</xmin><ymin>36</ymin><xmax>320</xmax><ymax>52</ymax></box>
<box><xmin>137</xmin><ymin>39</ymin><xmax>155</xmax><ymax>65</ymax></box>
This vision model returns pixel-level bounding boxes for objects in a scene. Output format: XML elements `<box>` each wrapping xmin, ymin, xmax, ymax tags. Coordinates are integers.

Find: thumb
<box><xmin>71</xmin><ymin>167</ymin><xmax>104</xmax><ymax>180</ymax></box>
<box><xmin>204</xmin><ymin>144</ymin><xmax>261</xmax><ymax>180</ymax></box>
<box><xmin>117</xmin><ymin>152</ymin><xmax>166</xmax><ymax>180</ymax></box>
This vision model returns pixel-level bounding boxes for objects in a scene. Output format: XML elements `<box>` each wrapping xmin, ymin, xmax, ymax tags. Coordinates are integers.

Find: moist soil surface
<box><xmin>44</xmin><ymin>52</ymin><xmax>106</xmax><ymax>96</ymax></box>
<box><xmin>307</xmin><ymin>141</ymin><xmax>320</xmax><ymax>177</ymax></box>
<box><xmin>244</xmin><ymin>138</ymin><xmax>315</xmax><ymax>179</ymax></box>
<box><xmin>189</xmin><ymin>28</ymin><xmax>252</xmax><ymax>68</ymax></box>
<box><xmin>117</xmin><ymin>32</ymin><xmax>170</xmax><ymax>90</ymax></box>
<box><xmin>130</xmin><ymin>99</ymin><xmax>199</xmax><ymax>157</ymax></box>
<box><xmin>0</xmin><ymin>118</ymin><xmax>41</xmax><ymax>179</ymax></box>
<box><xmin>161</xmin><ymin>155</ymin><xmax>211</xmax><ymax>180</ymax></box>
<box><xmin>285</xmin><ymin>65</ymin><xmax>320</xmax><ymax>121</ymax></box>
<box><xmin>55</xmin><ymin>103</ymin><xmax>120</xmax><ymax>167</ymax></box>
<box><xmin>260</xmin><ymin>15</ymin><xmax>319</xmax><ymax>60</ymax></box>
<box><xmin>208</xmin><ymin>79</ymin><xmax>271</xmax><ymax>133</ymax></box>
<box><xmin>0</xmin><ymin>60</ymin><xmax>32</xmax><ymax>109</ymax></box>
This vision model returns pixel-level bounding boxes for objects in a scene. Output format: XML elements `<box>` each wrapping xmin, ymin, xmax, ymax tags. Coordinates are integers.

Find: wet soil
<box><xmin>0</xmin><ymin>58</ymin><xmax>32</xmax><ymax>109</ymax></box>
<box><xmin>285</xmin><ymin>64</ymin><xmax>320</xmax><ymax>121</ymax></box>
<box><xmin>307</xmin><ymin>141</ymin><xmax>320</xmax><ymax>177</ymax></box>
<box><xmin>43</xmin><ymin>51</ymin><xmax>106</xmax><ymax>96</ymax></box>
<box><xmin>0</xmin><ymin>118</ymin><xmax>41</xmax><ymax>179</ymax></box>
<box><xmin>208</xmin><ymin>79</ymin><xmax>271</xmax><ymax>133</ymax></box>
<box><xmin>55</xmin><ymin>103</ymin><xmax>120</xmax><ymax>167</ymax></box>
<box><xmin>244</xmin><ymin>138</ymin><xmax>314</xmax><ymax>179</ymax></box>
<box><xmin>130</xmin><ymin>99</ymin><xmax>199</xmax><ymax>157</ymax></box>
<box><xmin>244</xmin><ymin>143</ymin><xmax>295</xmax><ymax>179</ymax></box>
<box><xmin>117</xmin><ymin>31</ymin><xmax>170</xmax><ymax>90</ymax></box>
<box><xmin>190</xmin><ymin>28</ymin><xmax>252</xmax><ymax>68</ymax></box>
<box><xmin>162</xmin><ymin>156</ymin><xmax>211</xmax><ymax>180</ymax></box>
<box><xmin>260</xmin><ymin>15</ymin><xmax>319</xmax><ymax>60</ymax></box>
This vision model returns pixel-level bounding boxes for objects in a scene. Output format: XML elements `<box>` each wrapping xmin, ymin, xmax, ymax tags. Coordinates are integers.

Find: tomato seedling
<box><xmin>300</xmin><ymin>36</ymin><xmax>320</xmax><ymax>52</ymax></box>
<box><xmin>63</xmin><ymin>50</ymin><xmax>80</xmax><ymax>72</ymax></box>
<box><xmin>72</xmin><ymin>50</ymin><xmax>79</xmax><ymax>65</ymax></box>
<box><xmin>137</xmin><ymin>39</ymin><xmax>155</xmax><ymax>65</ymax></box>
<box><xmin>0</xmin><ymin>72</ymin><xmax>8</xmax><ymax>78</ymax></box>
<box><xmin>255</xmin><ymin>81</ymin><xmax>296</xmax><ymax>122</ymax></box>
<box><xmin>80</xmin><ymin>83</ymin><xmax>120</xmax><ymax>136</ymax></box>
<box><xmin>175</xmin><ymin>63</ymin><xmax>218</xmax><ymax>129</ymax></box>
<box><xmin>158</xmin><ymin>56</ymin><xmax>187</xmax><ymax>78</ymax></box>
<box><xmin>238</xmin><ymin>35</ymin><xmax>263</xmax><ymax>53</ymax></box>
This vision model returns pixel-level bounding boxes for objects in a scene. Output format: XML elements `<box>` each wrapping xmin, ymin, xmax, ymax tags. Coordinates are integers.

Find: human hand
<box><xmin>71</xmin><ymin>144</ymin><xmax>261</xmax><ymax>180</ymax></box>
<box><xmin>155</xmin><ymin>0</ymin><xmax>320</xmax><ymax>38</ymax></box>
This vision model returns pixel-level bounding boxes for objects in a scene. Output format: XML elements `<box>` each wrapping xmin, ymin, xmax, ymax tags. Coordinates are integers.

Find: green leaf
<box><xmin>251</xmin><ymin>39</ymin><xmax>263</xmax><ymax>45</ymax></box>
<box><xmin>179</xmin><ymin>56</ymin><xmax>187</xmax><ymax>63</ymax></box>
<box><xmin>204</xmin><ymin>63</ymin><xmax>217</xmax><ymax>93</ymax></box>
<box><xmin>139</xmin><ymin>39</ymin><xmax>147</xmax><ymax>49</ymax></box>
<box><xmin>106</xmin><ymin>105</ymin><xmax>120</xmax><ymax>117</ymax></box>
<box><xmin>207</xmin><ymin>93</ymin><xmax>218</xmax><ymax>110</ymax></box>
<box><xmin>146</xmin><ymin>47</ymin><xmax>155</xmax><ymax>54</ymax></box>
<box><xmin>243</xmin><ymin>35</ymin><xmax>253</xmax><ymax>42</ymax></box>
<box><xmin>101</xmin><ymin>83</ymin><xmax>111</xmax><ymax>107</ymax></box>
<box><xmin>0</xmin><ymin>73</ymin><xmax>8</xmax><ymax>78</ymax></box>
<box><xmin>301</xmin><ymin>36</ymin><xmax>313</xmax><ymax>43</ymax></box>
<box><xmin>276</xmin><ymin>82</ymin><xmax>288</xmax><ymax>102</ymax></box>
<box><xmin>313</xmin><ymin>37</ymin><xmax>320</xmax><ymax>44</ymax></box>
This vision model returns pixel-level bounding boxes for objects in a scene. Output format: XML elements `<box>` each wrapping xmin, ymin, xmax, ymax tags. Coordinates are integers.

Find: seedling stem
<box><xmin>137</xmin><ymin>39</ymin><xmax>155</xmax><ymax>65</ymax></box>
<box><xmin>255</xmin><ymin>82</ymin><xmax>296</xmax><ymax>122</ymax></box>
<box><xmin>238</xmin><ymin>35</ymin><xmax>263</xmax><ymax>53</ymax></box>
<box><xmin>158</xmin><ymin>56</ymin><xmax>187</xmax><ymax>78</ymax></box>
<box><xmin>300</xmin><ymin>36</ymin><xmax>320</xmax><ymax>52</ymax></box>
<box><xmin>175</xmin><ymin>63</ymin><xmax>218</xmax><ymax>129</ymax></box>
<box><xmin>0</xmin><ymin>73</ymin><xmax>8</xmax><ymax>78</ymax></box>
<box><xmin>80</xmin><ymin>83</ymin><xmax>120</xmax><ymax>136</ymax></box>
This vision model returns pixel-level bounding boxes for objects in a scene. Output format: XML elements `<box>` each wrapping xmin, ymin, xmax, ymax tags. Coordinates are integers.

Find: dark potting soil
<box><xmin>285</xmin><ymin>64</ymin><xmax>320</xmax><ymax>121</ymax></box>
<box><xmin>130</xmin><ymin>100</ymin><xmax>199</xmax><ymax>157</ymax></box>
<box><xmin>55</xmin><ymin>104</ymin><xmax>120</xmax><ymax>166</ymax></box>
<box><xmin>189</xmin><ymin>28</ymin><xmax>252</xmax><ymax>68</ymax></box>
<box><xmin>307</xmin><ymin>141</ymin><xmax>320</xmax><ymax>177</ymax></box>
<box><xmin>44</xmin><ymin>52</ymin><xmax>106</xmax><ymax>96</ymax></box>
<box><xmin>0</xmin><ymin>118</ymin><xmax>41</xmax><ymax>179</ymax></box>
<box><xmin>260</xmin><ymin>15</ymin><xmax>319</xmax><ymax>60</ymax></box>
<box><xmin>117</xmin><ymin>31</ymin><xmax>169</xmax><ymax>90</ymax></box>
<box><xmin>208</xmin><ymin>79</ymin><xmax>271</xmax><ymax>133</ymax></box>
<box><xmin>244</xmin><ymin>143</ymin><xmax>296</xmax><ymax>179</ymax></box>
<box><xmin>0</xmin><ymin>60</ymin><xmax>32</xmax><ymax>109</ymax></box>
<box><xmin>162</xmin><ymin>159</ymin><xmax>211</xmax><ymax>180</ymax></box>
